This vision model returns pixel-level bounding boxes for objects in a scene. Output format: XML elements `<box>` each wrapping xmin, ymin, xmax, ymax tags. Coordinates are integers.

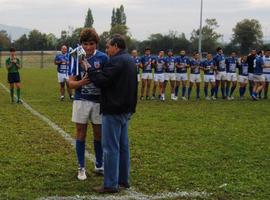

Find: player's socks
<box><xmin>249</xmin><ymin>85</ymin><xmax>253</xmax><ymax>96</ymax></box>
<box><xmin>188</xmin><ymin>87</ymin><xmax>192</xmax><ymax>99</ymax></box>
<box><xmin>221</xmin><ymin>87</ymin><xmax>225</xmax><ymax>98</ymax></box>
<box><xmin>76</xmin><ymin>140</ymin><xmax>85</xmax><ymax>168</ymax></box>
<box><xmin>243</xmin><ymin>87</ymin><xmax>246</xmax><ymax>96</ymax></box>
<box><xmin>196</xmin><ymin>87</ymin><xmax>200</xmax><ymax>98</ymax></box>
<box><xmin>94</xmin><ymin>140</ymin><xmax>103</xmax><ymax>168</ymax></box>
<box><xmin>182</xmin><ymin>87</ymin><xmax>186</xmax><ymax>97</ymax></box>
<box><xmin>226</xmin><ymin>86</ymin><xmax>230</xmax><ymax>97</ymax></box>
<box><xmin>230</xmin><ymin>86</ymin><xmax>236</xmax><ymax>97</ymax></box>
<box><xmin>211</xmin><ymin>88</ymin><xmax>215</xmax><ymax>97</ymax></box>
<box><xmin>204</xmin><ymin>87</ymin><xmax>208</xmax><ymax>97</ymax></box>
<box><xmin>215</xmin><ymin>86</ymin><xmax>219</xmax><ymax>98</ymax></box>
<box><xmin>239</xmin><ymin>88</ymin><xmax>243</xmax><ymax>97</ymax></box>
<box><xmin>175</xmin><ymin>86</ymin><xmax>179</xmax><ymax>97</ymax></box>
<box><xmin>10</xmin><ymin>88</ymin><xmax>14</xmax><ymax>102</ymax></box>
<box><xmin>16</xmin><ymin>88</ymin><xmax>21</xmax><ymax>101</ymax></box>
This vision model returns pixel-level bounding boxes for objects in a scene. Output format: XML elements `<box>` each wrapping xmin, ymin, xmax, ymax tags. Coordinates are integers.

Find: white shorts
<box><xmin>248</xmin><ymin>73</ymin><xmax>254</xmax><ymax>81</ymax></box>
<box><xmin>176</xmin><ymin>73</ymin><xmax>188</xmax><ymax>81</ymax></box>
<box><xmin>253</xmin><ymin>74</ymin><xmax>265</xmax><ymax>82</ymax></box>
<box><xmin>137</xmin><ymin>74</ymin><xmax>141</xmax><ymax>82</ymax></box>
<box><xmin>165</xmin><ymin>73</ymin><xmax>176</xmax><ymax>81</ymax></box>
<box><xmin>227</xmin><ymin>73</ymin><xmax>237</xmax><ymax>82</ymax></box>
<box><xmin>154</xmin><ymin>73</ymin><xmax>165</xmax><ymax>82</ymax></box>
<box><xmin>72</xmin><ymin>100</ymin><xmax>102</xmax><ymax>124</ymax></box>
<box><xmin>263</xmin><ymin>74</ymin><xmax>270</xmax><ymax>82</ymax></box>
<box><xmin>238</xmin><ymin>75</ymin><xmax>248</xmax><ymax>83</ymax></box>
<box><xmin>215</xmin><ymin>71</ymin><xmax>227</xmax><ymax>81</ymax></box>
<box><xmin>58</xmin><ymin>73</ymin><xmax>69</xmax><ymax>83</ymax></box>
<box><xmin>204</xmin><ymin>75</ymin><xmax>216</xmax><ymax>83</ymax></box>
<box><xmin>142</xmin><ymin>72</ymin><xmax>153</xmax><ymax>80</ymax></box>
<box><xmin>190</xmin><ymin>74</ymin><xmax>201</xmax><ymax>83</ymax></box>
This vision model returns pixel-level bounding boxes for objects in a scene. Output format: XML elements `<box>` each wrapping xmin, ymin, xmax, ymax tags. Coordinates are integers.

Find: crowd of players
<box><xmin>132</xmin><ymin>47</ymin><xmax>270</xmax><ymax>101</ymax></box>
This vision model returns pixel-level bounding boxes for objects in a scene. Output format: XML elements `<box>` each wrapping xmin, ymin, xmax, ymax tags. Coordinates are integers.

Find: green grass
<box><xmin>0</xmin><ymin>67</ymin><xmax>270</xmax><ymax>200</ymax></box>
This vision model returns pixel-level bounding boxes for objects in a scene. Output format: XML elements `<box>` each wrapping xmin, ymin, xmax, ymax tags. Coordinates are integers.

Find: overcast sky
<box><xmin>0</xmin><ymin>0</ymin><xmax>270</xmax><ymax>42</ymax></box>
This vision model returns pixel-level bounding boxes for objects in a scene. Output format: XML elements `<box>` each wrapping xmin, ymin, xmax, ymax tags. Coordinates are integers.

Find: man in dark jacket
<box><xmin>88</xmin><ymin>34</ymin><xmax>137</xmax><ymax>193</ymax></box>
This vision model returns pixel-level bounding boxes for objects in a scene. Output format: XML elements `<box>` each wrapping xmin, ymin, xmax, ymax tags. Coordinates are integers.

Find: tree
<box><xmin>13</xmin><ymin>34</ymin><xmax>28</xmax><ymax>50</ymax></box>
<box><xmin>0</xmin><ymin>30</ymin><xmax>11</xmax><ymax>50</ymax></box>
<box><xmin>27</xmin><ymin>29</ymin><xmax>47</xmax><ymax>50</ymax></box>
<box><xmin>84</xmin><ymin>8</ymin><xmax>94</xmax><ymax>28</ymax></box>
<box><xmin>111</xmin><ymin>5</ymin><xmax>126</xmax><ymax>27</ymax></box>
<box><xmin>190</xmin><ymin>18</ymin><xmax>222</xmax><ymax>53</ymax></box>
<box><xmin>231</xmin><ymin>19</ymin><xmax>263</xmax><ymax>54</ymax></box>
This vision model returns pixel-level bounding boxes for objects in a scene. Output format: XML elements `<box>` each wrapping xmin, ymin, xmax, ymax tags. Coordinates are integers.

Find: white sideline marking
<box><xmin>0</xmin><ymin>82</ymin><xmax>210</xmax><ymax>200</ymax></box>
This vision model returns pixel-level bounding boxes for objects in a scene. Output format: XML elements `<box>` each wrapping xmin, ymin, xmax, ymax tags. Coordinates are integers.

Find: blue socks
<box><xmin>175</xmin><ymin>86</ymin><xmax>179</xmax><ymax>97</ymax></box>
<box><xmin>226</xmin><ymin>86</ymin><xmax>230</xmax><ymax>97</ymax></box>
<box><xmin>211</xmin><ymin>88</ymin><xmax>215</xmax><ymax>97</ymax></box>
<box><xmin>196</xmin><ymin>87</ymin><xmax>200</xmax><ymax>98</ymax></box>
<box><xmin>230</xmin><ymin>86</ymin><xmax>236</xmax><ymax>97</ymax></box>
<box><xmin>182</xmin><ymin>87</ymin><xmax>186</xmax><ymax>97</ymax></box>
<box><xmin>94</xmin><ymin>140</ymin><xmax>103</xmax><ymax>168</ymax></box>
<box><xmin>221</xmin><ymin>87</ymin><xmax>225</xmax><ymax>98</ymax></box>
<box><xmin>204</xmin><ymin>87</ymin><xmax>208</xmax><ymax>97</ymax></box>
<box><xmin>76</xmin><ymin>140</ymin><xmax>85</xmax><ymax>168</ymax></box>
<box><xmin>188</xmin><ymin>87</ymin><xmax>192</xmax><ymax>99</ymax></box>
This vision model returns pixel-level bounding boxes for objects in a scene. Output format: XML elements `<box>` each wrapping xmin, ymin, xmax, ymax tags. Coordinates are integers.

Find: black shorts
<box><xmin>8</xmin><ymin>73</ymin><xmax>20</xmax><ymax>83</ymax></box>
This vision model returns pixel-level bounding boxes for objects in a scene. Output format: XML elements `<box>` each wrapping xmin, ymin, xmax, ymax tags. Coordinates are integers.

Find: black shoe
<box><xmin>93</xmin><ymin>186</ymin><xmax>119</xmax><ymax>194</ymax></box>
<box><xmin>119</xmin><ymin>183</ymin><xmax>130</xmax><ymax>190</ymax></box>
<box><xmin>140</xmin><ymin>96</ymin><xmax>144</xmax><ymax>100</ymax></box>
<box><xmin>146</xmin><ymin>96</ymin><xmax>150</xmax><ymax>100</ymax></box>
<box><xmin>17</xmin><ymin>99</ymin><xmax>22</xmax><ymax>104</ymax></box>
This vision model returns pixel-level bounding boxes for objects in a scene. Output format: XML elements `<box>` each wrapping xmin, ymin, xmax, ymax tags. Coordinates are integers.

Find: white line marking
<box><xmin>0</xmin><ymin>82</ymin><xmax>210</xmax><ymax>200</ymax></box>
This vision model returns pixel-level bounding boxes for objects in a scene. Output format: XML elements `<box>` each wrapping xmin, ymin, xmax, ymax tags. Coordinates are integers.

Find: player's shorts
<box><xmin>253</xmin><ymin>74</ymin><xmax>265</xmax><ymax>82</ymax></box>
<box><xmin>204</xmin><ymin>75</ymin><xmax>216</xmax><ymax>83</ymax></box>
<box><xmin>263</xmin><ymin>74</ymin><xmax>270</xmax><ymax>82</ymax></box>
<box><xmin>72</xmin><ymin>100</ymin><xmax>101</xmax><ymax>124</ymax></box>
<box><xmin>141</xmin><ymin>72</ymin><xmax>153</xmax><ymax>80</ymax></box>
<box><xmin>248</xmin><ymin>73</ymin><xmax>254</xmax><ymax>81</ymax></box>
<box><xmin>176</xmin><ymin>73</ymin><xmax>188</xmax><ymax>81</ymax></box>
<box><xmin>190</xmin><ymin>74</ymin><xmax>201</xmax><ymax>83</ymax></box>
<box><xmin>227</xmin><ymin>73</ymin><xmax>237</xmax><ymax>82</ymax></box>
<box><xmin>8</xmin><ymin>72</ymin><xmax>20</xmax><ymax>83</ymax></box>
<box><xmin>58</xmin><ymin>73</ymin><xmax>69</xmax><ymax>83</ymax></box>
<box><xmin>238</xmin><ymin>75</ymin><xmax>248</xmax><ymax>83</ymax></box>
<box><xmin>154</xmin><ymin>73</ymin><xmax>165</xmax><ymax>82</ymax></box>
<box><xmin>165</xmin><ymin>73</ymin><xmax>176</xmax><ymax>81</ymax></box>
<box><xmin>137</xmin><ymin>74</ymin><xmax>141</xmax><ymax>82</ymax></box>
<box><xmin>215</xmin><ymin>71</ymin><xmax>227</xmax><ymax>81</ymax></box>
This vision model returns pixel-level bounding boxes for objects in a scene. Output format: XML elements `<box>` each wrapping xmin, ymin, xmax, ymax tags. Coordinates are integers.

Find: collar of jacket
<box><xmin>112</xmin><ymin>49</ymin><xmax>127</xmax><ymax>57</ymax></box>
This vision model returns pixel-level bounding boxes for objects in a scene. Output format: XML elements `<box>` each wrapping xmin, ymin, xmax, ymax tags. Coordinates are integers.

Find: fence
<box><xmin>0</xmin><ymin>51</ymin><xmax>59</xmax><ymax>68</ymax></box>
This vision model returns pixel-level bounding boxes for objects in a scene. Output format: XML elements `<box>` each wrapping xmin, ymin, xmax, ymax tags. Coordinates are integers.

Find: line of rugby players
<box><xmin>132</xmin><ymin>47</ymin><xmax>270</xmax><ymax>101</ymax></box>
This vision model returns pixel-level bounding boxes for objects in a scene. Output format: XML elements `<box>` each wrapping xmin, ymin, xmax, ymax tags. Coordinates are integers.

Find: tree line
<box><xmin>0</xmin><ymin>5</ymin><xmax>269</xmax><ymax>55</ymax></box>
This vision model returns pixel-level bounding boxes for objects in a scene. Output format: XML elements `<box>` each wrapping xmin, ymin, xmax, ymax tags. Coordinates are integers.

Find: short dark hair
<box><xmin>80</xmin><ymin>28</ymin><xmax>99</xmax><ymax>44</ymax></box>
<box><xmin>10</xmin><ymin>47</ymin><xmax>16</xmax><ymax>52</ymax></box>
<box><xmin>265</xmin><ymin>49</ymin><xmax>270</xmax><ymax>52</ymax></box>
<box><xmin>109</xmin><ymin>34</ymin><xmax>126</xmax><ymax>49</ymax></box>
<box><xmin>144</xmin><ymin>47</ymin><xmax>151</xmax><ymax>52</ymax></box>
<box><xmin>216</xmin><ymin>47</ymin><xmax>222</xmax><ymax>52</ymax></box>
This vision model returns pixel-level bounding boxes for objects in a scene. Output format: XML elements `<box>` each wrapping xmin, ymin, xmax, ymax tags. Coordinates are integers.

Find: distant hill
<box><xmin>0</xmin><ymin>24</ymin><xmax>31</xmax><ymax>41</ymax></box>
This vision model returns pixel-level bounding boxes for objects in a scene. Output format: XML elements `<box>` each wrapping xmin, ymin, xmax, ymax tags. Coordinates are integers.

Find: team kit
<box><xmin>132</xmin><ymin>48</ymin><xmax>270</xmax><ymax>101</ymax></box>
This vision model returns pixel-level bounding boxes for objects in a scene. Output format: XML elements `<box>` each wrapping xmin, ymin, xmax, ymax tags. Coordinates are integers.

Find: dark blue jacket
<box><xmin>88</xmin><ymin>49</ymin><xmax>138</xmax><ymax>115</ymax></box>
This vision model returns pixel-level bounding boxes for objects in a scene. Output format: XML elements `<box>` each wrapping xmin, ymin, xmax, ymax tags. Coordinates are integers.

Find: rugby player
<box><xmin>252</xmin><ymin>51</ymin><xmax>265</xmax><ymax>100</ymax></box>
<box><xmin>263</xmin><ymin>49</ymin><xmax>270</xmax><ymax>99</ymax></box>
<box><xmin>225</xmin><ymin>51</ymin><xmax>238</xmax><ymax>100</ymax></box>
<box><xmin>213</xmin><ymin>47</ymin><xmax>226</xmax><ymax>99</ymax></box>
<box><xmin>201</xmin><ymin>53</ymin><xmax>217</xmax><ymax>100</ymax></box>
<box><xmin>188</xmin><ymin>52</ymin><xmax>202</xmax><ymax>100</ymax></box>
<box><xmin>54</xmin><ymin>45</ymin><xmax>73</xmax><ymax>101</ymax></box>
<box><xmin>5</xmin><ymin>47</ymin><xmax>22</xmax><ymax>103</ymax></box>
<box><xmin>69</xmin><ymin>28</ymin><xmax>109</xmax><ymax>180</ymax></box>
<box><xmin>164</xmin><ymin>49</ymin><xmax>176</xmax><ymax>100</ymax></box>
<box><xmin>174</xmin><ymin>50</ymin><xmax>190</xmax><ymax>101</ymax></box>
<box><xmin>140</xmin><ymin>48</ymin><xmax>153</xmax><ymax>100</ymax></box>
<box><xmin>131</xmin><ymin>50</ymin><xmax>141</xmax><ymax>83</ymax></box>
<box><xmin>152</xmin><ymin>51</ymin><xmax>166</xmax><ymax>100</ymax></box>
<box><xmin>238</xmin><ymin>56</ymin><xmax>249</xmax><ymax>99</ymax></box>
